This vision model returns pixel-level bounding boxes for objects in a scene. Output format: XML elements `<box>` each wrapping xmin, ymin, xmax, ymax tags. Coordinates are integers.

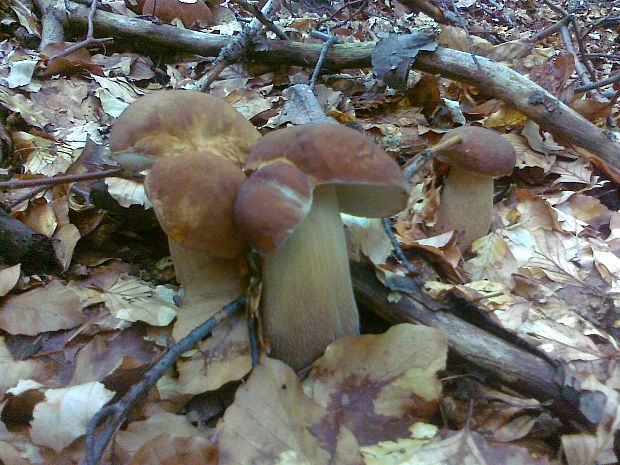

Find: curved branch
<box><xmin>63</xmin><ymin>3</ymin><xmax>620</xmax><ymax>181</ymax></box>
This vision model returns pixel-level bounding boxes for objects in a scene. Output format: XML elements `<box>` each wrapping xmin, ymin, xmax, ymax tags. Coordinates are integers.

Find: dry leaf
<box><xmin>562</xmin><ymin>375</ymin><xmax>620</xmax><ymax>465</ymax></box>
<box><xmin>72</xmin><ymin>274</ymin><xmax>177</xmax><ymax>326</ymax></box>
<box><xmin>465</xmin><ymin>233</ymin><xmax>518</xmax><ymax>283</ymax></box>
<box><xmin>0</xmin><ymin>337</ymin><xmax>53</xmax><ymax>398</ymax></box>
<box><xmin>218</xmin><ymin>357</ymin><xmax>362</xmax><ymax>465</ymax></box>
<box><xmin>304</xmin><ymin>324</ymin><xmax>447</xmax><ymax>446</ymax></box>
<box><xmin>116</xmin><ymin>412</ymin><xmax>211</xmax><ymax>459</ymax></box>
<box><xmin>528</xmin><ymin>230</ymin><xmax>584</xmax><ymax>287</ymax></box>
<box><xmin>0</xmin><ymin>265</ymin><xmax>21</xmax><ymax>297</ymax></box>
<box><xmin>0</xmin><ymin>280</ymin><xmax>84</xmax><ymax>335</ymax></box>
<box><xmin>53</xmin><ymin>223</ymin><xmax>81</xmax><ymax>271</ymax></box>
<box><xmin>30</xmin><ymin>382</ymin><xmax>115</xmax><ymax>453</ymax></box>
<box><xmin>402</xmin><ymin>428</ymin><xmax>551</xmax><ymax>465</ymax></box>
<box><xmin>127</xmin><ymin>434</ymin><xmax>217</xmax><ymax>465</ymax></box>
<box><xmin>173</xmin><ymin>315</ymin><xmax>251</xmax><ymax>395</ymax></box>
<box><xmin>21</xmin><ymin>202</ymin><xmax>57</xmax><ymax>237</ymax></box>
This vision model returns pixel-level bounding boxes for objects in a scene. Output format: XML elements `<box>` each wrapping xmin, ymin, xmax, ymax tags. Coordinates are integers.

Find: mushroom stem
<box><xmin>168</xmin><ymin>239</ymin><xmax>248</xmax><ymax>340</ymax></box>
<box><xmin>434</xmin><ymin>166</ymin><xmax>494</xmax><ymax>252</ymax></box>
<box><xmin>261</xmin><ymin>184</ymin><xmax>359</xmax><ymax>370</ymax></box>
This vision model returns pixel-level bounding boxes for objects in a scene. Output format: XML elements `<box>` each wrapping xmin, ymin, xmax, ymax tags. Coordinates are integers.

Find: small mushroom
<box><xmin>109</xmin><ymin>90</ymin><xmax>261</xmax><ymax>341</ymax></box>
<box><xmin>431</xmin><ymin>126</ymin><xmax>516</xmax><ymax>252</ymax></box>
<box><xmin>141</xmin><ymin>0</ymin><xmax>212</xmax><ymax>28</ymax></box>
<box><xmin>235</xmin><ymin>124</ymin><xmax>409</xmax><ymax>370</ymax></box>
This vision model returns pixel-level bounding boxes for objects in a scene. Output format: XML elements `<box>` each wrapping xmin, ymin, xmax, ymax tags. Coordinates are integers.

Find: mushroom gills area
<box><xmin>261</xmin><ymin>184</ymin><xmax>360</xmax><ymax>371</ymax></box>
<box><xmin>434</xmin><ymin>166</ymin><xmax>494</xmax><ymax>251</ymax></box>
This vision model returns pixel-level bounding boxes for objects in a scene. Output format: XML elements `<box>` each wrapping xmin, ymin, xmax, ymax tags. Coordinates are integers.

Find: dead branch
<box><xmin>85</xmin><ymin>296</ymin><xmax>246</xmax><ymax>465</ymax></box>
<box><xmin>48</xmin><ymin>0</ymin><xmax>113</xmax><ymax>61</ymax></box>
<box><xmin>64</xmin><ymin>2</ymin><xmax>620</xmax><ymax>181</ymax></box>
<box><xmin>351</xmin><ymin>263</ymin><xmax>590</xmax><ymax>430</ymax></box>
<box><xmin>33</xmin><ymin>0</ymin><xmax>66</xmax><ymax>48</ymax></box>
<box><xmin>0</xmin><ymin>168</ymin><xmax>121</xmax><ymax>189</ymax></box>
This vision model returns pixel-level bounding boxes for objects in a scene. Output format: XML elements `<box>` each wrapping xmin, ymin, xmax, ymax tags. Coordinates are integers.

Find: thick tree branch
<box><xmin>63</xmin><ymin>2</ymin><xmax>620</xmax><ymax>182</ymax></box>
<box><xmin>351</xmin><ymin>263</ymin><xmax>590</xmax><ymax>430</ymax></box>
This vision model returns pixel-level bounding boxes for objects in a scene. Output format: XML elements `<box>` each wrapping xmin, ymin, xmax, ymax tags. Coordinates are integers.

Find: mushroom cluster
<box><xmin>109</xmin><ymin>94</ymin><xmax>410</xmax><ymax>373</ymax></box>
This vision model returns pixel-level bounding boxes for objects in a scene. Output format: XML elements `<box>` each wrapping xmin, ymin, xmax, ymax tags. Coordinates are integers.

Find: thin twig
<box><xmin>6</xmin><ymin>186</ymin><xmax>48</xmax><ymax>210</ymax></box>
<box><xmin>309</xmin><ymin>34</ymin><xmax>341</xmax><ymax>90</ymax></box>
<box><xmin>316</xmin><ymin>0</ymin><xmax>365</xmax><ymax>28</ymax></box>
<box><xmin>194</xmin><ymin>0</ymin><xmax>275</xmax><ymax>91</ymax></box>
<box><xmin>575</xmin><ymin>72</ymin><xmax>620</xmax><ymax>93</ymax></box>
<box><xmin>230</xmin><ymin>0</ymin><xmax>289</xmax><ymax>41</ymax></box>
<box><xmin>530</xmin><ymin>14</ymin><xmax>572</xmax><ymax>43</ymax></box>
<box><xmin>85</xmin><ymin>296</ymin><xmax>246</xmax><ymax>465</ymax></box>
<box><xmin>0</xmin><ymin>168</ymin><xmax>121</xmax><ymax>190</ymax></box>
<box><xmin>570</xmin><ymin>20</ymin><xmax>598</xmax><ymax>84</ymax></box>
<box><xmin>333</xmin><ymin>0</ymin><xmax>369</xmax><ymax>28</ymax></box>
<box><xmin>383</xmin><ymin>218</ymin><xmax>416</xmax><ymax>274</ymax></box>
<box><xmin>48</xmin><ymin>0</ymin><xmax>113</xmax><ymax>62</ymax></box>
<box><xmin>560</xmin><ymin>24</ymin><xmax>595</xmax><ymax>90</ymax></box>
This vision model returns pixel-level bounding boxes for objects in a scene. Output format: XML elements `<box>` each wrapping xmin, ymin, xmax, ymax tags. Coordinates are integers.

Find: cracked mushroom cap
<box><xmin>109</xmin><ymin>90</ymin><xmax>260</xmax><ymax>168</ymax></box>
<box><xmin>145</xmin><ymin>152</ymin><xmax>248</xmax><ymax>260</ymax></box>
<box><xmin>235</xmin><ymin>124</ymin><xmax>410</xmax><ymax>253</ymax></box>
<box><xmin>433</xmin><ymin>126</ymin><xmax>516</xmax><ymax>177</ymax></box>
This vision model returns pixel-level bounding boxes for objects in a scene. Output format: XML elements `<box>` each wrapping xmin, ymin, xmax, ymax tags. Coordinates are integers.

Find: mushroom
<box><xmin>234</xmin><ymin>124</ymin><xmax>409</xmax><ymax>370</ymax></box>
<box><xmin>141</xmin><ymin>0</ymin><xmax>212</xmax><ymax>28</ymax></box>
<box><xmin>108</xmin><ymin>90</ymin><xmax>261</xmax><ymax>342</ymax></box>
<box><xmin>431</xmin><ymin>126</ymin><xmax>516</xmax><ymax>252</ymax></box>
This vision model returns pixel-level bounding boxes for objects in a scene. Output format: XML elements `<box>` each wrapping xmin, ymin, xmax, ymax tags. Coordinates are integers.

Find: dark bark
<box><xmin>0</xmin><ymin>209</ymin><xmax>58</xmax><ymax>273</ymax></box>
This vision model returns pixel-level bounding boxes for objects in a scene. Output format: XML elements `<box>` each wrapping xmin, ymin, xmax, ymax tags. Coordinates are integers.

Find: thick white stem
<box><xmin>168</xmin><ymin>239</ymin><xmax>248</xmax><ymax>340</ymax></box>
<box><xmin>261</xmin><ymin>185</ymin><xmax>359</xmax><ymax>370</ymax></box>
<box><xmin>434</xmin><ymin>166</ymin><xmax>493</xmax><ymax>252</ymax></box>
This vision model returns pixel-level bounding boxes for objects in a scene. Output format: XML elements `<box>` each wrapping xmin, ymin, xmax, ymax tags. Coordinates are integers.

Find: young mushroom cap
<box><xmin>145</xmin><ymin>152</ymin><xmax>248</xmax><ymax>259</ymax></box>
<box><xmin>239</xmin><ymin>124</ymin><xmax>410</xmax><ymax>251</ymax></box>
<box><xmin>109</xmin><ymin>90</ymin><xmax>260</xmax><ymax>169</ymax></box>
<box><xmin>235</xmin><ymin>124</ymin><xmax>409</xmax><ymax>370</ymax></box>
<box><xmin>432</xmin><ymin>125</ymin><xmax>516</xmax><ymax>252</ymax></box>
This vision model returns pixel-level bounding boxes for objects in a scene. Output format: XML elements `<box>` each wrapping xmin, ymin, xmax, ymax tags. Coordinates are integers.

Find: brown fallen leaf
<box><xmin>127</xmin><ymin>434</ymin><xmax>218</xmax><ymax>465</ymax></box>
<box><xmin>0</xmin><ymin>337</ymin><xmax>55</xmax><ymax>399</ymax></box>
<box><xmin>304</xmin><ymin>324</ymin><xmax>447</xmax><ymax>446</ymax></box>
<box><xmin>0</xmin><ymin>280</ymin><xmax>84</xmax><ymax>335</ymax></box>
<box><xmin>217</xmin><ymin>357</ymin><xmax>362</xmax><ymax>465</ymax></box>
<box><xmin>397</xmin><ymin>427</ymin><xmax>553</xmax><ymax>464</ymax></box>
<box><xmin>115</xmin><ymin>412</ymin><xmax>213</xmax><ymax>460</ymax></box>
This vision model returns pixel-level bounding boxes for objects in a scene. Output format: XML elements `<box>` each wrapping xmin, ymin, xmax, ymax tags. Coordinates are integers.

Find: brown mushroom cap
<box><xmin>235</xmin><ymin>162</ymin><xmax>312</xmax><ymax>253</ymax></box>
<box><xmin>246</xmin><ymin>125</ymin><xmax>407</xmax><ymax>215</ymax></box>
<box><xmin>433</xmin><ymin>126</ymin><xmax>516</xmax><ymax>177</ymax></box>
<box><xmin>109</xmin><ymin>90</ymin><xmax>260</xmax><ymax>167</ymax></box>
<box><xmin>145</xmin><ymin>152</ymin><xmax>248</xmax><ymax>260</ymax></box>
<box><xmin>237</xmin><ymin>124</ymin><xmax>409</xmax><ymax>253</ymax></box>
<box><xmin>142</xmin><ymin>0</ymin><xmax>212</xmax><ymax>27</ymax></box>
